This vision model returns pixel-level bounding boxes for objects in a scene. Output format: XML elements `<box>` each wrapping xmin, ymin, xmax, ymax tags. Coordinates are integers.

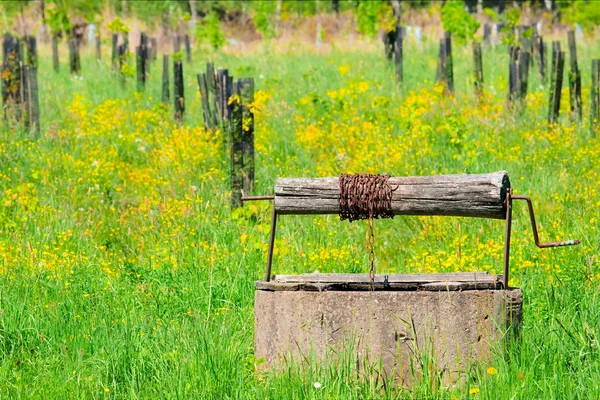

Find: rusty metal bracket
<box><xmin>243</xmin><ymin>191</ymin><xmax>580</xmax><ymax>285</ymax></box>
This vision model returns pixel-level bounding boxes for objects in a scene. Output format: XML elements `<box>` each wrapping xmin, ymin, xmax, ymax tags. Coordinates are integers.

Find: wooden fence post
<box><xmin>537</xmin><ymin>36</ymin><xmax>546</xmax><ymax>80</ymax></box>
<box><xmin>2</xmin><ymin>34</ymin><xmax>23</xmax><ymax>122</ymax></box>
<box><xmin>136</xmin><ymin>33</ymin><xmax>148</xmax><ymax>90</ymax></box>
<box><xmin>548</xmin><ymin>50</ymin><xmax>565</xmax><ymax>124</ymax></box>
<box><xmin>436</xmin><ymin>39</ymin><xmax>446</xmax><ymax>85</ymax></box>
<box><xmin>473</xmin><ymin>42</ymin><xmax>483</xmax><ymax>96</ymax></box>
<box><xmin>117</xmin><ymin>43</ymin><xmax>126</xmax><ymax>86</ymax></box>
<box><xmin>111</xmin><ymin>33</ymin><xmax>118</xmax><ymax>71</ymax></box>
<box><xmin>96</xmin><ymin>35</ymin><xmax>101</xmax><ymax>61</ymax></box>
<box><xmin>383</xmin><ymin>29</ymin><xmax>395</xmax><ymax>61</ymax></box>
<box><xmin>52</xmin><ymin>35</ymin><xmax>59</xmax><ymax>72</ymax></box>
<box><xmin>150</xmin><ymin>37</ymin><xmax>157</xmax><ymax>61</ymax></box>
<box><xmin>229</xmin><ymin>79</ymin><xmax>243</xmax><ymax>209</ymax></box>
<box><xmin>238</xmin><ymin>78</ymin><xmax>255</xmax><ymax>193</ymax></box>
<box><xmin>444</xmin><ymin>31</ymin><xmax>454</xmax><ymax>93</ymax></box>
<box><xmin>24</xmin><ymin>35</ymin><xmax>37</xmax><ymax>67</ymax></box>
<box><xmin>162</xmin><ymin>54</ymin><xmax>169</xmax><ymax>104</ymax></box>
<box><xmin>567</xmin><ymin>30</ymin><xmax>582</xmax><ymax>121</ymax></box>
<box><xmin>198</xmin><ymin>73</ymin><xmax>212</xmax><ymax>131</ymax></box>
<box><xmin>394</xmin><ymin>26</ymin><xmax>403</xmax><ymax>82</ymax></box>
<box><xmin>68</xmin><ymin>38</ymin><xmax>81</xmax><ymax>75</ymax></box>
<box><xmin>184</xmin><ymin>34</ymin><xmax>191</xmax><ymax>62</ymax></box>
<box><xmin>519</xmin><ymin>51</ymin><xmax>530</xmax><ymax>100</ymax></box>
<box><xmin>173</xmin><ymin>59</ymin><xmax>185</xmax><ymax>120</ymax></box>
<box><xmin>215</xmin><ymin>68</ymin><xmax>228</xmax><ymax>125</ymax></box>
<box><xmin>508</xmin><ymin>61</ymin><xmax>520</xmax><ymax>104</ymax></box>
<box><xmin>23</xmin><ymin>65</ymin><xmax>40</xmax><ymax>135</ymax></box>
<box><xmin>591</xmin><ymin>60</ymin><xmax>600</xmax><ymax>138</ymax></box>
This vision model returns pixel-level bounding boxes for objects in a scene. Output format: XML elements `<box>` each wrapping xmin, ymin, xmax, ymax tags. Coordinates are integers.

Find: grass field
<box><xmin>0</xmin><ymin>36</ymin><xmax>599</xmax><ymax>399</ymax></box>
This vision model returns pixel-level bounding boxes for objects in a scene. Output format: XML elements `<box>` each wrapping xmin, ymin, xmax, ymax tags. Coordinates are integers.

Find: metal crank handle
<box><xmin>512</xmin><ymin>195</ymin><xmax>580</xmax><ymax>248</ymax></box>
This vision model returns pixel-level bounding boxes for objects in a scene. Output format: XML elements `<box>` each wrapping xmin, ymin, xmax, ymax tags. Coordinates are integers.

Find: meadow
<box><xmin>0</xmin><ymin>34</ymin><xmax>599</xmax><ymax>399</ymax></box>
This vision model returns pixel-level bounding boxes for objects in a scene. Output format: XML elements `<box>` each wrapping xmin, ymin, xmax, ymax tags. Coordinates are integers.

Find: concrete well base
<box><xmin>255</xmin><ymin>288</ymin><xmax>522</xmax><ymax>386</ymax></box>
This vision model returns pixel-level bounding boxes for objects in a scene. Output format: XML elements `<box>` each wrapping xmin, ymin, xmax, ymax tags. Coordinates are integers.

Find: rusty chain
<box><xmin>339</xmin><ymin>173</ymin><xmax>396</xmax><ymax>287</ymax></box>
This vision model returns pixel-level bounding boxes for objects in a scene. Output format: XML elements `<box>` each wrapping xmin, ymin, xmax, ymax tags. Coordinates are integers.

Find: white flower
<box><xmin>313</xmin><ymin>382</ymin><xmax>322</xmax><ymax>389</ymax></box>
<box><xmin>91</xmin><ymin>160</ymin><xmax>98</xmax><ymax>168</ymax></box>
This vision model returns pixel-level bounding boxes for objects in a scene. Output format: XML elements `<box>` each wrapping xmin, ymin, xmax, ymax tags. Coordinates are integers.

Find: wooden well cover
<box><xmin>255</xmin><ymin>272</ymin><xmax>504</xmax><ymax>292</ymax></box>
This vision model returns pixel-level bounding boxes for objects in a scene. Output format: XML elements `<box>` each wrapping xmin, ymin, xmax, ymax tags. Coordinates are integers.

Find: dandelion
<box><xmin>486</xmin><ymin>367</ymin><xmax>498</xmax><ymax>375</ymax></box>
<box><xmin>313</xmin><ymin>382</ymin><xmax>322</xmax><ymax>389</ymax></box>
<box><xmin>104</xmin><ymin>387</ymin><xmax>110</xmax><ymax>393</ymax></box>
<box><xmin>469</xmin><ymin>387</ymin><xmax>479</xmax><ymax>395</ymax></box>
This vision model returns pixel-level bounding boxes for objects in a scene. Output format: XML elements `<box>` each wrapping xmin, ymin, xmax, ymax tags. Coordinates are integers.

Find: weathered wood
<box><xmin>206</xmin><ymin>62</ymin><xmax>215</xmax><ymax>95</ymax></box>
<box><xmin>95</xmin><ymin>35</ymin><xmax>101</xmax><ymax>61</ymax></box>
<box><xmin>111</xmin><ymin>33</ymin><xmax>118</xmax><ymax>70</ymax></box>
<box><xmin>52</xmin><ymin>35</ymin><xmax>59</xmax><ymax>72</ymax></box>
<box><xmin>538</xmin><ymin>36</ymin><xmax>546</xmax><ymax>80</ymax></box>
<box><xmin>23</xmin><ymin>65</ymin><xmax>39</xmax><ymax>135</ymax></box>
<box><xmin>184</xmin><ymin>34</ymin><xmax>191</xmax><ymax>62</ymax></box>
<box><xmin>591</xmin><ymin>60</ymin><xmax>600</xmax><ymax>138</ymax></box>
<box><xmin>117</xmin><ymin>43</ymin><xmax>126</xmax><ymax>86</ymax></box>
<box><xmin>239</xmin><ymin>77</ymin><xmax>255</xmax><ymax>193</ymax></box>
<box><xmin>473</xmin><ymin>42</ymin><xmax>483</xmax><ymax>96</ymax></box>
<box><xmin>122</xmin><ymin>32</ymin><xmax>129</xmax><ymax>52</ymax></box>
<box><xmin>162</xmin><ymin>54</ymin><xmax>169</xmax><ymax>104</ymax></box>
<box><xmin>394</xmin><ymin>26</ymin><xmax>403</xmax><ymax>82</ymax></box>
<box><xmin>436</xmin><ymin>39</ymin><xmax>446</xmax><ymax>84</ymax></box>
<box><xmin>2</xmin><ymin>34</ymin><xmax>23</xmax><ymax>122</ymax></box>
<box><xmin>444</xmin><ymin>31</ymin><xmax>454</xmax><ymax>93</ymax></box>
<box><xmin>215</xmin><ymin>68</ymin><xmax>227</xmax><ymax>124</ymax></box>
<box><xmin>508</xmin><ymin>62</ymin><xmax>519</xmax><ymax>104</ymax></box>
<box><xmin>275</xmin><ymin>171</ymin><xmax>510</xmax><ymax>219</ymax></box>
<box><xmin>197</xmin><ymin>73</ymin><xmax>212</xmax><ymax>131</ymax></box>
<box><xmin>24</xmin><ymin>35</ymin><xmax>37</xmax><ymax>67</ymax></box>
<box><xmin>383</xmin><ymin>29</ymin><xmax>395</xmax><ymax>61</ymax></box>
<box><xmin>548</xmin><ymin>50</ymin><xmax>565</xmax><ymax>124</ymax></box>
<box><xmin>567</xmin><ymin>30</ymin><xmax>582</xmax><ymax>121</ymax></box>
<box><xmin>230</xmin><ymin>80</ymin><xmax>243</xmax><ymax>209</ymax></box>
<box><xmin>68</xmin><ymin>38</ymin><xmax>80</xmax><ymax>75</ymax></box>
<box><xmin>519</xmin><ymin>51</ymin><xmax>530</xmax><ymax>100</ymax></box>
<box><xmin>256</xmin><ymin>272</ymin><xmax>503</xmax><ymax>291</ymax></box>
<box><xmin>173</xmin><ymin>59</ymin><xmax>185</xmax><ymax>120</ymax></box>
<box><xmin>150</xmin><ymin>37</ymin><xmax>157</xmax><ymax>61</ymax></box>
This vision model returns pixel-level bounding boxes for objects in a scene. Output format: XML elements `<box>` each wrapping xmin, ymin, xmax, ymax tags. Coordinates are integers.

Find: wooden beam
<box><xmin>275</xmin><ymin>171</ymin><xmax>510</xmax><ymax>219</ymax></box>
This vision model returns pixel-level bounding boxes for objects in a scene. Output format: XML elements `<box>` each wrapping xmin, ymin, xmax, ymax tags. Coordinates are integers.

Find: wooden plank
<box><xmin>275</xmin><ymin>171</ymin><xmax>510</xmax><ymax>219</ymax></box>
<box><xmin>273</xmin><ymin>272</ymin><xmax>497</xmax><ymax>283</ymax></box>
<box><xmin>256</xmin><ymin>272</ymin><xmax>503</xmax><ymax>292</ymax></box>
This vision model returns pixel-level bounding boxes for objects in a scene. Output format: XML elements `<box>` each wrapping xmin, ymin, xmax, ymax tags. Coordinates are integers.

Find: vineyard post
<box><xmin>96</xmin><ymin>35</ymin><xmax>101</xmax><ymax>61</ymax></box>
<box><xmin>548</xmin><ymin>50</ymin><xmax>565</xmax><ymax>124</ymax></box>
<box><xmin>567</xmin><ymin>31</ymin><xmax>582</xmax><ymax>121</ymax></box>
<box><xmin>52</xmin><ymin>35</ymin><xmax>59</xmax><ymax>72</ymax></box>
<box><xmin>473</xmin><ymin>42</ymin><xmax>483</xmax><ymax>97</ymax></box>
<box><xmin>173</xmin><ymin>59</ymin><xmax>185</xmax><ymax>120</ymax></box>
<box><xmin>184</xmin><ymin>34</ymin><xmax>191</xmax><ymax>63</ymax></box>
<box><xmin>68</xmin><ymin>38</ymin><xmax>80</xmax><ymax>75</ymax></box>
<box><xmin>229</xmin><ymin>79</ymin><xmax>243</xmax><ymax>209</ymax></box>
<box><xmin>591</xmin><ymin>60</ymin><xmax>600</xmax><ymax>138</ymax></box>
<box><xmin>239</xmin><ymin>78</ymin><xmax>255</xmax><ymax>193</ymax></box>
<box><xmin>111</xmin><ymin>34</ymin><xmax>118</xmax><ymax>71</ymax></box>
<box><xmin>162</xmin><ymin>54</ymin><xmax>169</xmax><ymax>104</ymax></box>
<box><xmin>394</xmin><ymin>26</ymin><xmax>403</xmax><ymax>82</ymax></box>
<box><xmin>519</xmin><ymin>51</ymin><xmax>530</xmax><ymax>100</ymax></box>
